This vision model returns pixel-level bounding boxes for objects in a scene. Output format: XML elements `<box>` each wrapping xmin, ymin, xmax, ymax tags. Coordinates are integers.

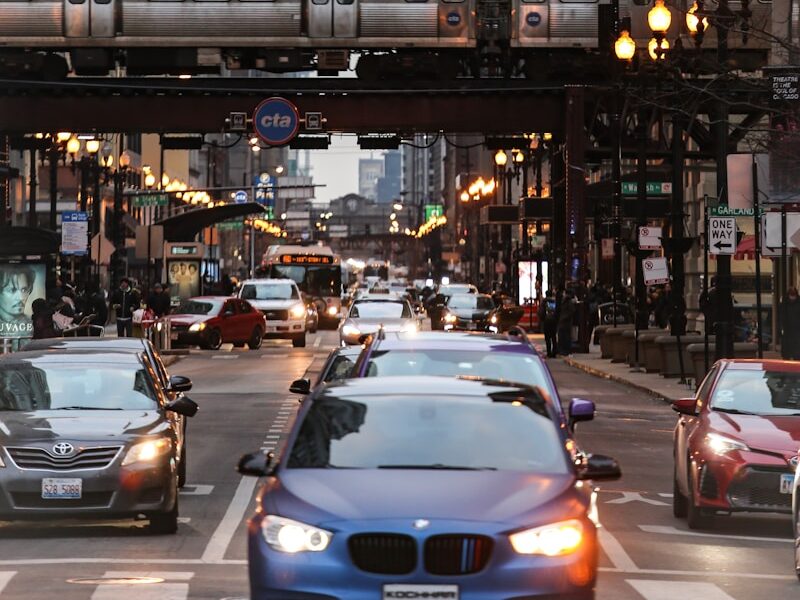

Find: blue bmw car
<box><xmin>239</xmin><ymin>376</ymin><xmax>621</xmax><ymax>600</ymax></box>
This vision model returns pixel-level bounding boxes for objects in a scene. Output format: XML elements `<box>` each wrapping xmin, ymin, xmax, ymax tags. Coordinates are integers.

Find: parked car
<box><xmin>339</xmin><ymin>296</ymin><xmax>419</xmax><ymax>345</ymax></box>
<box><xmin>0</xmin><ymin>349</ymin><xmax>197</xmax><ymax>534</ymax></box>
<box><xmin>673</xmin><ymin>359</ymin><xmax>800</xmax><ymax>530</ymax></box>
<box><xmin>168</xmin><ymin>297</ymin><xmax>266</xmax><ymax>351</ymax></box>
<box><xmin>238</xmin><ymin>377</ymin><xmax>620</xmax><ymax>600</ymax></box>
<box><xmin>238</xmin><ymin>279</ymin><xmax>308</xmax><ymax>347</ymax></box>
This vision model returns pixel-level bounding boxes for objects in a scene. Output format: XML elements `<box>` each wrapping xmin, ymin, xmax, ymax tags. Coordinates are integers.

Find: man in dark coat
<box><xmin>780</xmin><ymin>287</ymin><xmax>800</xmax><ymax>360</ymax></box>
<box><xmin>110</xmin><ymin>278</ymin><xmax>141</xmax><ymax>338</ymax></box>
<box><xmin>146</xmin><ymin>283</ymin><xmax>172</xmax><ymax>318</ymax></box>
<box><xmin>557</xmin><ymin>290</ymin><xmax>576</xmax><ymax>356</ymax></box>
<box><xmin>538</xmin><ymin>290</ymin><xmax>559</xmax><ymax>358</ymax></box>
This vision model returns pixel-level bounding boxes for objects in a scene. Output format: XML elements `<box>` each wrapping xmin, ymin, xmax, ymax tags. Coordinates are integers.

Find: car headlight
<box><xmin>289</xmin><ymin>304</ymin><xmax>306</xmax><ymax>319</ymax></box>
<box><xmin>444</xmin><ymin>313</ymin><xmax>458</xmax><ymax>323</ymax></box>
<box><xmin>261</xmin><ymin>515</ymin><xmax>332</xmax><ymax>553</ymax></box>
<box><xmin>189</xmin><ymin>322</ymin><xmax>206</xmax><ymax>332</ymax></box>
<box><xmin>121</xmin><ymin>438</ymin><xmax>172</xmax><ymax>466</ymax></box>
<box><xmin>342</xmin><ymin>324</ymin><xmax>361</xmax><ymax>337</ymax></box>
<box><xmin>490</xmin><ymin>315</ymin><xmax>498</xmax><ymax>324</ymax></box>
<box><xmin>401</xmin><ymin>321</ymin><xmax>419</xmax><ymax>333</ymax></box>
<box><xmin>509</xmin><ymin>519</ymin><xmax>584</xmax><ymax>556</ymax></box>
<box><xmin>327</xmin><ymin>306</ymin><xmax>339</xmax><ymax>316</ymax></box>
<box><xmin>705</xmin><ymin>432</ymin><xmax>749</xmax><ymax>455</ymax></box>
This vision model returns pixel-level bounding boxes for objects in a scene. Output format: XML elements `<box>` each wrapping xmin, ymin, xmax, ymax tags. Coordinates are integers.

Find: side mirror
<box><xmin>168</xmin><ymin>375</ymin><xmax>193</xmax><ymax>393</ymax></box>
<box><xmin>577</xmin><ymin>454</ymin><xmax>621</xmax><ymax>481</ymax></box>
<box><xmin>289</xmin><ymin>378</ymin><xmax>311</xmax><ymax>395</ymax></box>
<box><xmin>568</xmin><ymin>398</ymin><xmax>595</xmax><ymax>431</ymax></box>
<box><xmin>672</xmin><ymin>398</ymin><xmax>698</xmax><ymax>416</ymax></box>
<box><xmin>237</xmin><ymin>451</ymin><xmax>275</xmax><ymax>477</ymax></box>
<box><xmin>165</xmin><ymin>396</ymin><xmax>199</xmax><ymax>418</ymax></box>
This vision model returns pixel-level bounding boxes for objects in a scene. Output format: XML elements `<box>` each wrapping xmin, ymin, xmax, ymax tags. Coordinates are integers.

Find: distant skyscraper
<box><xmin>376</xmin><ymin>150</ymin><xmax>401</xmax><ymax>203</ymax></box>
<box><xmin>358</xmin><ymin>158</ymin><xmax>384</xmax><ymax>201</ymax></box>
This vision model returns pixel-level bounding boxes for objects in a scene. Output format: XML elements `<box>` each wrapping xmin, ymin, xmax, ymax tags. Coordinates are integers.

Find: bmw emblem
<box><xmin>52</xmin><ymin>442</ymin><xmax>74</xmax><ymax>456</ymax></box>
<box><xmin>412</xmin><ymin>519</ymin><xmax>430</xmax><ymax>530</ymax></box>
<box><xmin>446</xmin><ymin>12</ymin><xmax>461</xmax><ymax>26</ymax></box>
<box><xmin>526</xmin><ymin>12</ymin><xmax>542</xmax><ymax>27</ymax></box>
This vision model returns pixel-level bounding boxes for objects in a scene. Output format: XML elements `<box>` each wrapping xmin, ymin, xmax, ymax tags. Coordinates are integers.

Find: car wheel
<box><xmin>686</xmin><ymin>465</ymin><xmax>712</xmax><ymax>530</ymax></box>
<box><xmin>672</xmin><ymin>465</ymin><xmax>688</xmax><ymax>518</ymax></box>
<box><xmin>248</xmin><ymin>328</ymin><xmax>263</xmax><ymax>350</ymax></box>
<box><xmin>292</xmin><ymin>334</ymin><xmax>306</xmax><ymax>348</ymax></box>
<box><xmin>204</xmin><ymin>329</ymin><xmax>223</xmax><ymax>351</ymax></box>
<box><xmin>148</xmin><ymin>494</ymin><xmax>179</xmax><ymax>535</ymax></box>
<box><xmin>178</xmin><ymin>444</ymin><xmax>187</xmax><ymax>488</ymax></box>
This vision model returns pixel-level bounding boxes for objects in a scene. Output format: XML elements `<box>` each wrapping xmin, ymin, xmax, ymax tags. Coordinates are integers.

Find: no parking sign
<box><xmin>642</xmin><ymin>257</ymin><xmax>669</xmax><ymax>285</ymax></box>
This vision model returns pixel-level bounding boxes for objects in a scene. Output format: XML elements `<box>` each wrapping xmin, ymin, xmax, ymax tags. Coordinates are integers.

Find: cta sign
<box><xmin>253</xmin><ymin>97</ymin><xmax>300</xmax><ymax>146</ymax></box>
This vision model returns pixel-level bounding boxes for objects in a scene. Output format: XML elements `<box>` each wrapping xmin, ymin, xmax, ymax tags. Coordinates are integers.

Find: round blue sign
<box><xmin>233</xmin><ymin>190</ymin><xmax>248</xmax><ymax>204</ymax></box>
<box><xmin>526</xmin><ymin>12</ymin><xmax>542</xmax><ymax>27</ymax></box>
<box><xmin>253</xmin><ymin>97</ymin><xmax>300</xmax><ymax>146</ymax></box>
<box><xmin>446</xmin><ymin>12</ymin><xmax>461</xmax><ymax>26</ymax></box>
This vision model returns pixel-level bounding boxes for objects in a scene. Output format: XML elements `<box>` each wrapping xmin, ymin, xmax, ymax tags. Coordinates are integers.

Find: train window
<box><xmin>521</xmin><ymin>0</ymin><xmax>546</xmax><ymax>3</ymax></box>
<box><xmin>336</xmin><ymin>0</ymin><xmax>354</xmax><ymax>4</ymax></box>
<box><xmin>442</xmin><ymin>0</ymin><xmax>465</xmax><ymax>3</ymax></box>
<box><xmin>559</xmin><ymin>0</ymin><xmax>599</xmax><ymax>3</ymax></box>
<box><xmin>311</xmin><ymin>0</ymin><xmax>329</xmax><ymax>4</ymax></box>
<box><xmin>67</xmin><ymin>0</ymin><xmax>87</xmax><ymax>4</ymax></box>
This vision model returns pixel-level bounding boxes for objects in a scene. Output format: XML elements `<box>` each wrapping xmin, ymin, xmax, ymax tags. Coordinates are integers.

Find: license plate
<box><xmin>383</xmin><ymin>585</ymin><xmax>458</xmax><ymax>599</ymax></box>
<box><xmin>780</xmin><ymin>473</ymin><xmax>794</xmax><ymax>494</ymax></box>
<box><xmin>170</xmin><ymin>333</ymin><xmax>178</xmax><ymax>341</ymax></box>
<box><xmin>42</xmin><ymin>478</ymin><xmax>82</xmax><ymax>499</ymax></box>
<box><xmin>467</xmin><ymin>323</ymin><xmax>477</xmax><ymax>330</ymax></box>
<box><xmin>265</xmin><ymin>326</ymin><xmax>276</xmax><ymax>332</ymax></box>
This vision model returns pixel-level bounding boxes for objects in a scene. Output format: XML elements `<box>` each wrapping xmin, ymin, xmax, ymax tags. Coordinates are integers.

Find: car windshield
<box><xmin>710</xmin><ymin>369</ymin><xmax>800</xmax><ymax>416</ymax></box>
<box><xmin>268</xmin><ymin>265</ymin><xmax>341</xmax><ymax>298</ymax></box>
<box><xmin>322</xmin><ymin>355</ymin><xmax>357</xmax><ymax>383</ymax></box>
<box><xmin>175</xmin><ymin>300</ymin><xmax>220</xmax><ymax>315</ymax></box>
<box><xmin>0</xmin><ymin>361</ymin><xmax>159</xmax><ymax>411</ymax></box>
<box><xmin>351</xmin><ymin>301</ymin><xmax>412</xmax><ymax>319</ymax></box>
<box><xmin>365</xmin><ymin>349</ymin><xmax>555</xmax><ymax>398</ymax></box>
<box><xmin>287</xmin><ymin>395</ymin><xmax>568</xmax><ymax>472</ymax></box>
<box><xmin>241</xmin><ymin>283</ymin><xmax>298</xmax><ymax>301</ymax></box>
<box><xmin>448</xmin><ymin>295</ymin><xmax>494</xmax><ymax>310</ymax></box>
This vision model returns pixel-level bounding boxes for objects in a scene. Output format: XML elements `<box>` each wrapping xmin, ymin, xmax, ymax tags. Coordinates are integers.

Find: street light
<box><xmin>85</xmin><ymin>139</ymin><xmax>100</xmax><ymax>155</ymax></box>
<box><xmin>686</xmin><ymin>2</ymin><xmax>709</xmax><ymax>35</ymax></box>
<box><xmin>494</xmin><ymin>150</ymin><xmax>508</xmax><ymax>167</ymax></box>
<box><xmin>56</xmin><ymin>131</ymin><xmax>72</xmax><ymax>143</ymax></box>
<box><xmin>614</xmin><ymin>31</ymin><xmax>637</xmax><ymax>62</ymax></box>
<box><xmin>648</xmin><ymin>37</ymin><xmax>670</xmax><ymax>61</ymax></box>
<box><xmin>144</xmin><ymin>172</ymin><xmax>156</xmax><ymax>188</ymax></box>
<box><xmin>647</xmin><ymin>0</ymin><xmax>672</xmax><ymax>34</ymax></box>
<box><xmin>460</xmin><ymin>190</ymin><xmax>469</xmax><ymax>203</ymax></box>
<box><xmin>66</xmin><ymin>136</ymin><xmax>81</xmax><ymax>156</ymax></box>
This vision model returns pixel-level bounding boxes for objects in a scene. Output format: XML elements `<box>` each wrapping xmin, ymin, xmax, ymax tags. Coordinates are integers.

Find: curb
<box><xmin>562</xmin><ymin>356</ymin><xmax>672</xmax><ymax>403</ymax></box>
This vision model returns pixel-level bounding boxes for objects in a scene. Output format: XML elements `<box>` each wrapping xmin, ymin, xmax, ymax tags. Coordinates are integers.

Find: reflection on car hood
<box><xmin>272</xmin><ymin>470</ymin><xmax>578</xmax><ymax>525</ymax></box>
<box><xmin>346</xmin><ymin>318</ymin><xmax>415</xmax><ymax>332</ymax></box>
<box><xmin>0</xmin><ymin>411</ymin><xmax>167</xmax><ymax>443</ymax></box>
<box><xmin>246</xmin><ymin>299</ymin><xmax>299</xmax><ymax>310</ymax></box>
<box><xmin>708</xmin><ymin>411</ymin><xmax>800</xmax><ymax>455</ymax></box>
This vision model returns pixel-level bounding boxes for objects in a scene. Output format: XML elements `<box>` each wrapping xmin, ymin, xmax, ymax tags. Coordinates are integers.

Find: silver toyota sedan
<box><xmin>339</xmin><ymin>295</ymin><xmax>419</xmax><ymax>345</ymax></box>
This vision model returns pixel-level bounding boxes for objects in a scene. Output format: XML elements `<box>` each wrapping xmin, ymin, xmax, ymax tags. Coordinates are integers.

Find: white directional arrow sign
<box><xmin>708</xmin><ymin>216</ymin><xmax>736</xmax><ymax>255</ymax></box>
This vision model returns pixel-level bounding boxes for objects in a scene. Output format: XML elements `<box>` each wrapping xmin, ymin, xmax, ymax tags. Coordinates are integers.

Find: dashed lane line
<box><xmin>200</xmin><ymin>477</ymin><xmax>258</xmax><ymax>563</ymax></box>
<box><xmin>0</xmin><ymin>572</ymin><xmax>15</xmax><ymax>595</ymax></box>
<box><xmin>627</xmin><ymin>579</ymin><xmax>736</xmax><ymax>600</ymax></box>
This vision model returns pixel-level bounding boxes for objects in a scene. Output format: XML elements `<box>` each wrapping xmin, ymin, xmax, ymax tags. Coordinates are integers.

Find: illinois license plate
<box><xmin>383</xmin><ymin>585</ymin><xmax>458</xmax><ymax>599</ymax></box>
<box><xmin>42</xmin><ymin>478</ymin><xmax>82</xmax><ymax>499</ymax></box>
<box><xmin>780</xmin><ymin>473</ymin><xmax>794</xmax><ymax>494</ymax></box>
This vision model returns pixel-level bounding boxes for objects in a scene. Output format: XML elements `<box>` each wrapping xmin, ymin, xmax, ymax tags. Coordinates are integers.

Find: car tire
<box><xmin>178</xmin><ymin>444</ymin><xmax>187</xmax><ymax>488</ymax></box>
<box><xmin>672</xmin><ymin>467</ymin><xmax>688</xmax><ymax>518</ymax></box>
<box><xmin>292</xmin><ymin>334</ymin><xmax>306</xmax><ymax>348</ymax></box>
<box><xmin>148</xmin><ymin>494</ymin><xmax>179</xmax><ymax>535</ymax></box>
<box><xmin>204</xmin><ymin>329</ymin><xmax>223</xmax><ymax>351</ymax></box>
<box><xmin>248</xmin><ymin>328</ymin><xmax>263</xmax><ymax>350</ymax></box>
<box><xmin>686</xmin><ymin>466</ymin><xmax>712</xmax><ymax>530</ymax></box>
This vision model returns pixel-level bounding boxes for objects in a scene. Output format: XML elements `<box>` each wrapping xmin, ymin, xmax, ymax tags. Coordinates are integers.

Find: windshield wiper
<box><xmin>712</xmin><ymin>407</ymin><xmax>758</xmax><ymax>415</ymax></box>
<box><xmin>377</xmin><ymin>464</ymin><xmax>497</xmax><ymax>471</ymax></box>
<box><xmin>53</xmin><ymin>406</ymin><xmax>123</xmax><ymax>411</ymax></box>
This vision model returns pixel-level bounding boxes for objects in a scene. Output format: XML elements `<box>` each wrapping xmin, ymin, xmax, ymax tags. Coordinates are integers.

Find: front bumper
<box><xmin>444</xmin><ymin>319</ymin><xmax>491</xmax><ymax>332</ymax></box>
<box><xmin>171</xmin><ymin>330</ymin><xmax>207</xmax><ymax>347</ymax></box>
<box><xmin>0</xmin><ymin>448</ymin><xmax>177</xmax><ymax>520</ymax></box>
<box><xmin>263</xmin><ymin>319</ymin><xmax>305</xmax><ymax>338</ymax></box>
<box><xmin>248</xmin><ymin>517</ymin><xmax>597</xmax><ymax>600</ymax></box>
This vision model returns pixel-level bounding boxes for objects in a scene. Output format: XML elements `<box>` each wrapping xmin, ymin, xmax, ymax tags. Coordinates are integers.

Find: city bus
<box><xmin>259</xmin><ymin>244</ymin><xmax>343</xmax><ymax>327</ymax></box>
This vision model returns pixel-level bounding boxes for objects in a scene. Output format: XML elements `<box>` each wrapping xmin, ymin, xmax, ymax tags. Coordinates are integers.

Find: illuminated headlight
<box><xmin>327</xmin><ymin>306</ymin><xmax>338</xmax><ymax>316</ymax></box>
<box><xmin>342</xmin><ymin>324</ymin><xmax>361</xmax><ymax>338</ymax></box>
<box><xmin>490</xmin><ymin>315</ymin><xmax>498</xmax><ymax>324</ymax></box>
<box><xmin>705</xmin><ymin>432</ymin><xmax>749</xmax><ymax>455</ymax></box>
<box><xmin>289</xmin><ymin>304</ymin><xmax>306</xmax><ymax>319</ymax></box>
<box><xmin>261</xmin><ymin>515</ymin><xmax>332</xmax><ymax>553</ymax></box>
<box><xmin>401</xmin><ymin>321</ymin><xmax>419</xmax><ymax>333</ymax></box>
<box><xmin>155</xmin><ymin>321</ymin><xmax>163</xmax><ymax>332</ymax></box>
<box><xmin>189</xmin><ymin>322</ymin><xmax>206</xmax><ymax>332</ymax></box>
<box><xmin>509</xmin><ymin>519</ymin><xmax>584</xmax><ymax>556</ymax></box>
<box><xmin>444</xmin><ymin>314</ymin><xmax>458</xmax><ymax>324</ymax></box>
<box><xmin>121</xmin><ymin>438</ymin><xmax>172</xmax><ymax>466</ymax></box>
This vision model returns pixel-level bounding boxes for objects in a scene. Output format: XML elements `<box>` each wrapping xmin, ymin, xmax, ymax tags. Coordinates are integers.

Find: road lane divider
<box><xmin>201</xmin><ymin>478</ymin><xmax>258</xmax><ymax>563</ymax></box>
<box><xmin>0</xmin><ymin>572</ymin><xmax>16</xmax><ymax>595</ymax></box>
<box><xmin>627</xmin><ymin>579</ymin><xmax>736</xmax><ymax>600</ymax></box>
<box><xmin>638</xmin><ymin>525</ymin><xmax>792</xmax><ymax>544</ymax></box>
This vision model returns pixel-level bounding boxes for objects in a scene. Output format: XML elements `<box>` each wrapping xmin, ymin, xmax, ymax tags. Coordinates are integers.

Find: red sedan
<box><xmin>168</xmin><ymin>296</ymin><xmax>266</xmax><ymax>350</ymax></box>
<box><xmin>672</xmin><ymin>359</ymin><xmax>800</xmax><ymax>529</ymax></box>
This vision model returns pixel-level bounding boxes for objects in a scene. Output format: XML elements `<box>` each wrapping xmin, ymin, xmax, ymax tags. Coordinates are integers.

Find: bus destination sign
<box><xmin>280</xmin><ymin>255</ymin><xmax>333</xmax><ymax>265</ymax></box>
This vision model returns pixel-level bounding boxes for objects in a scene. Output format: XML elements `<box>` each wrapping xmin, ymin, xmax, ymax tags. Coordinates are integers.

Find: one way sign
<box><xmin>709</xmin><ymin>216</ymin><xmax>736</xmax><ymax>255</ymax></box>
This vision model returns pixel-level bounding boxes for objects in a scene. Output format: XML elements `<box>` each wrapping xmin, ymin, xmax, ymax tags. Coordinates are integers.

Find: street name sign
<box><xmin>709</xmin><ymin>206</ymin><xmax>763</xmax><ymax>217</ymax></box>
<box><xmin>638</xmin><ymin>226</ymin><xmax>662</xmax><ymax>250</ymax></box>
<box><xmin>708</xmin><ymin>216</ymin><xmax>736</xmax><ymax>255</ymax></box>
<box><xmin>424</xmin><ymin>204</ymin><xmax>444</xmax><ymax>221</ymax></box>
<box><xmin>622</xmin><ymin>182</ymin><xmax>672</xmax><ymax>196</ymax></box>
<box><xmin>642</xmin><ymin>257</ymin><xmax>669</xmax><ymax>285</ymax></box>
<box><xmin>253</xmin><ymin>97</ymin><xmax>300</xmax><ymax>146</ymax></box>
<box><xmin>133</xmin><ymin>194</ymin><xmax>168</xmax><ymax>208</ymax></box>
<box><xmin>61</xmin><ymin>211</ymin><xmax>88</xmax><ymax>255</ymax></box>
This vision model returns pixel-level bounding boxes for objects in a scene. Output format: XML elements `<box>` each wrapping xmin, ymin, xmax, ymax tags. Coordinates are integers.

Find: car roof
<box><xmin>1</xmin><ymin>349</ymin><xmax>145</xmax><ymax>365</ymax></box>
<box><xmin>186</xmin><ymin>296</ymin><xmax>229</xmax><ymax>302</ymax></box>
<box><xmin>239</xmin><ymin>278</ymin><xmax>297</xmax><ymax>286</ymax></box>
<box><xmin>354</xmin><ymin>295</ymin><xmax>405</xmax><ymax>302</ymax></box>
<box><xmin>373</xmin><ymin>332</ymin><xmax>537</xmax><ymax>354</ymax></box>
<box><xmin>23</xmin><ymin>338</ymin><xmax>150</xmax><ymax>353</ymax></box>
<box><xmin>318</xmin><ymin>375</ymin><xmax>542</xmax><ymax>400</ymax></box>
<box><xmin>720</xmin><ymin>359</ymin><xmax>800</xmax><ymax>372</ymax></box>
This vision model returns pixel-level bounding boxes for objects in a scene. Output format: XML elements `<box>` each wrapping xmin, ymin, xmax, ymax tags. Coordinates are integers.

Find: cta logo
<box><xmin>253</xmin><ymin>97</ymin><xmax>300</xmax><ymax>146</ymax></box>
<box><xmin>526</xmin><ymin>12</ymin><xmax>542</xmax><ymax>26</ymax></box>
<box><xmin>446</xmin><ymin>11</ymin><xmax>461</xmax><ymax>26</ymax></box>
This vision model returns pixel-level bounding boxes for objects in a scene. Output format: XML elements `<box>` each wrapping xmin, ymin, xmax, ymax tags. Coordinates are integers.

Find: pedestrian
<box><xmin>31</xmin><ymin>298</ymin><xmax>58</xmax><ymax>339</ymax></box>
<box><xmin>699</xmin><ymin>276</ymin><xmax>718</xmax><ymax>334</ymax></box>
<box><xmin>538</xmin><ymin>290</ymin><xmax>559</xmax><ymax>358</ymax></box>
<box><xmin>780</xmin><ymin>287</ymin><xmax>800</xmax><ymax>360</ymax></box>
<box><xmin>110</xmin><ymin>277</ymin><xmax>141</xmax><ymax>338</ymax></box>
<box><xmin>146</xmin><ymin>282</ymin><xmax>172</xmax><ymax>318</ymax></box>
<box><xmin>86</xmin><ymin>283</ymin><xmax>109</xmax><ymax>335</ymax></box>
<box><xmin>557</xmin><ymin>290</ymin><xmax>576</xmax><ymax>356</ymax></box>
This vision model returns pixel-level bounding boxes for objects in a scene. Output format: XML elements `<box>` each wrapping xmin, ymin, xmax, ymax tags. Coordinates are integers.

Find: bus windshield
<box><xmin>269</xmin><ymin>265</ymin><xmax>341</xmax><ymax>298</ymax></box>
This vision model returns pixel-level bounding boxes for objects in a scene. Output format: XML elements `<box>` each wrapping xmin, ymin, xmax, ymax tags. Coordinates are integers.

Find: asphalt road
<box><xmin>0</xmin><ymin>331</ymin><xmax>797</xmax><ymax>599</ymax></box>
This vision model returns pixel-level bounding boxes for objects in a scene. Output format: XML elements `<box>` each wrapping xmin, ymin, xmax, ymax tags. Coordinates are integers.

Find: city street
<box><xmin>0</xmin><ymin>332</ymin><xmax>795</xmax><ymax>599</ymax></box>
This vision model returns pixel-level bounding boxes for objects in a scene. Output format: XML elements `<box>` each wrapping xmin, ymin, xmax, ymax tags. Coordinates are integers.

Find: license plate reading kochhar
<box><xmin>383</xmin><ymin>585</ymin><xmax>459</xmax><ymax>599</ymax></box>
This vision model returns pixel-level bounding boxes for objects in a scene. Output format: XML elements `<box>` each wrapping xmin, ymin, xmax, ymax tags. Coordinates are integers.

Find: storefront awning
<box><xmin>156</xmin><ymin>202</ymin><xmax>268</xmax><ymax>242</ymax></box>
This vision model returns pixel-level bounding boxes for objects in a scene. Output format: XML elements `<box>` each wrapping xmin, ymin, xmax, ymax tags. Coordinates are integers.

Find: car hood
<box><xmin>269</xmin><ymin>470</ymin><xmax>580</xmax><ymax>526</ymax></box>
<box><xmin>0</xmin><ymin>410</ymin><xmax>167</xmax><ymax>444</ymax></box>
<box><xmin>708</xmin><ymin>411</ymin><xmax>800</xmax><ymax>455</ymax></box>
<box><xmin>246</xmin><ymin>299</ymin><xmax>300</xmax><ymax>310</ymax></box>
<box><xmin>346</xmin><ymin>318</ymin><xmax>415</xmax><ymax>332</ymax></box>
<box><xmin>168</xmin><ymin>314</ymin><xmax>211</xmax><ymax>326</ymax></box>
<box><xmin>448</xmin><ymin>308</ymin><xmax>491</xmax><ymax>319</ymax></box>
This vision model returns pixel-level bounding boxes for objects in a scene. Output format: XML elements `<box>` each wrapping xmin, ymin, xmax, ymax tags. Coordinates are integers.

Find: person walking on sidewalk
<box><xmin>111</xmin><ymin>278</ymin><xmax>140</xmax><ymax>338</ymax></box>
<box><xmin>780</xmin><ymin>287</ymin><xmax>800</xmax><ymax>360</ymax></box>
<box><xmin>539</xmin><ymin>290</ymin><xmax>559</xmax><ymax>358</ymax></box>
<box><xmin>557</xmin><ymin>289</ymin><xmax>576</xmax><ymax>356</ymax></box>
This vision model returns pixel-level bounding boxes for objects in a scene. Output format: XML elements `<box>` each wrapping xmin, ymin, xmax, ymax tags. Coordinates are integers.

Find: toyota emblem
<box><xmin>412</xmin><ymin>519</ymin><xmax>430</xmax><ymax>530</ymax></box>
<box><xmin>52</xmin><ymin>442</ymin><xmax>74</xmax><ymax>456</ymax></box>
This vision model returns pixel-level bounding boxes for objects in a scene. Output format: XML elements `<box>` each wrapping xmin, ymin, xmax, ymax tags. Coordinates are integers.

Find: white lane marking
<box><xmin>179</xmin><ymin>484</ymin><xmax>214</xmax><ymax>496</ymax></box>
<box><xmin>639</xmin><ymin>525</ymin><xmax>793</xmax><ymax>544</ymax></box>
<box><xmin>606</xmin><ymin>492</ymin><xmax>669</xmax><ymax>507</ymax></box>
<box><xmin>658</xmin><ymin>493</ymin><xmax>674</xmax><ymax>498</ymax></box>
<box><xmin>91</xmin><ymin>577</ymin><xmax>189</xmax><ymax>600</ymax></box>
<box><xmin>201</xmin><ymin>477</ymin><xmax>258</xmax><ymax>562</ymax></box>
<box><xmin>177</xmin><ymin>517</ymin><xmax>191</xmax><ymax>524</ymax></box>
<box><xmin>0</xmin><ymin>572</ymin><xmax>16</xmax><ymax>594</ymax></box>
<box><xmin>211</xmin><ymin>356</ymin><xmax>238</xmax><ymax>360</ymax></box>
<box><xmin>627</xmin><ymin>579</ymin><xmax>736</xmax><ymax>600</ymax></box>
<box><xmin>103</xmin><ymin>572</ymin><xmax>194</xmax><ymax>581</ymax></box>
<box><xmin>314</xmin><ymin>337</ymin><xmax>322</xmax><ymax>348</ymax></box>
<box><xmin>598</xmin><ymin>527</ymin><xmax>639</xmax><ymax>572</ymax></box>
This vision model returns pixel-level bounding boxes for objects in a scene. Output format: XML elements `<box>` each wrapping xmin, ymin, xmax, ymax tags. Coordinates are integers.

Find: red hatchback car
<box><xmin>168</xmin><ymin>296</ymin><xmax>266</xmax><ymax>350</ymax></box>
<box><xmin>672</xmin><ymin>359</ymin><xmax>800</xmax><ymax>529</ymax></box>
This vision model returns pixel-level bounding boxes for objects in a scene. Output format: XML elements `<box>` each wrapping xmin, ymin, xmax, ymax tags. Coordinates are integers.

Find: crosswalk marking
<box><xmin>0</xmin><ymin>572</ymin><xmax>15</xmax><ymax>595</ymax></box>
<box><xmin>91</xmin><ymin>571</ymin><xmax>192</xmax><ymax>600</ymax></box>
<box><xmin>627</xmin><ymin>579</ymin><xmax>736</xmax><ymax>600</ymax></box>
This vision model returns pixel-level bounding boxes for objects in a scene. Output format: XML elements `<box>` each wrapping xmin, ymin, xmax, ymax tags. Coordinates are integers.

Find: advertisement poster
<box><xmin>167</xmin><ymin>260</ymin><xmax>200</xmax><ymax>302</ymax></box>
<box><xmin>0</xmin><ymin>263</ymin><xmax>46</xmax><ymax>338</ymax></box>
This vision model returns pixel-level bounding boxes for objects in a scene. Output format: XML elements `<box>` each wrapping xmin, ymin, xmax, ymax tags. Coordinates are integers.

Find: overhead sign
<box><xmin>133</xmin><ymin>194</ymin><xmax>168</xmax><ymax>208</ymax></box>
<box><xmin>61</xmin><ymin>211</ymin><xmax>88</xmax><ymax>256</ymax></box>
<box><xmin>642</xmin><ymin>257</ymin><xmax>669</xmax><ymax>285</ymax></box>
<box><xmin>638</xmin><ymin>226</ymin><xmax>662</xmax><ymax>250</ymax></box>
<box><xmin>253</xmin><ymin>172</ymin><xmax>275</xmax><ymax>206</ymax></box>
<box><xmin>708</xmin><ymin>217</ymin><xmax>736</xmax><ymax>255</ymax></box>
<box><xmin>622</xmin><ymin>182</ymin><xmax>673</xmax><ymax>196</ymax></box>
<box><xmin>424</xmin><ymin>204</ymin><xmax>444</xmax><ymax>221</ymax></box>
<box><xmin>253</xmin><ymin>97</ymin><xmax>300</xmax><ymax>146</ymax></box>
<box><xmin>228</xmin><ymin>111</ymin><xmax>247</xmax><ymax>132</ymax></box>
<box><xmin>233</xmin><ymin>190</ymin><xmax>248</xmax><ymax>204</ymax></box>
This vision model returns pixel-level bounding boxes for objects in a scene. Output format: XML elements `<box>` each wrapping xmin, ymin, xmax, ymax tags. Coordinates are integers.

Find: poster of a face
<box><xmin>167</xmin><ymin>260</ymin><xmax>201</xmax><ymax>301</ymax></box>
<box><xmin>0</xmin><ymin>263</ymin><xmax>46</xmax><ymax>338</ymax></box>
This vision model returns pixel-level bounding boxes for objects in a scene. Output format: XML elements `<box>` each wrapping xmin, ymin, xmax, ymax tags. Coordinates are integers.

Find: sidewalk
<box><xmin>562</xmin><ymin>345</ymin><xmax>696</xmax><ymax>403</ymax></box>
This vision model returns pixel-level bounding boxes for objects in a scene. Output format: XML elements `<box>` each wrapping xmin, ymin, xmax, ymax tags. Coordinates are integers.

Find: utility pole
<box><xmin>28</xmin><ymin>148</ymin><xmax>37</xmax><ymax>228</ymax></box>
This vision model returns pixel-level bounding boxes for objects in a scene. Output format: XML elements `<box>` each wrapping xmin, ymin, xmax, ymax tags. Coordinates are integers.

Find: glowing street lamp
<box><xmin>614</xmin><ymin>30</ymin><xmax>637</xmax><ymax>62</ymax></box>
<box><xmin>494</xmin><ymin>150</ymin><xmax>508</xmax><ymax>167</ymax></box>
